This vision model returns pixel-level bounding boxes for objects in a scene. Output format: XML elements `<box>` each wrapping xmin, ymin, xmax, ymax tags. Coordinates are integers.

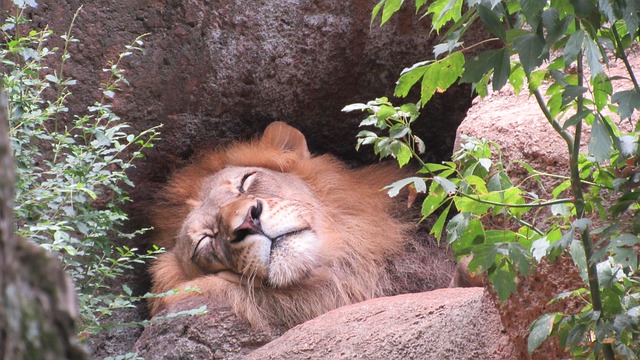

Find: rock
<box><xmin>133</xmin><ymin>297</ymin><xmax>276</xmax><ymax>360</ymax></box>
<box><xmin>26</xmin><ymin>0</ymin><xmax>492</xmax><ymax>165</ymax></box>
<box><xmin>245</xmin><ymin>287</ymin><xmax>516</xmax><ymax>359</ymax></box>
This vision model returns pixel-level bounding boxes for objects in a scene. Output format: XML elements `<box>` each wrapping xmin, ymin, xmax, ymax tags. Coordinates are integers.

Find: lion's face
<box><xmin>148</xmin><ymin>122</ymin><xmax>447</xmax><ymax>327</ymax></box>
<box><xmin>180</xmin><ymin>166</ymin><xmax>325</xmax><ymax>288</ymax></box>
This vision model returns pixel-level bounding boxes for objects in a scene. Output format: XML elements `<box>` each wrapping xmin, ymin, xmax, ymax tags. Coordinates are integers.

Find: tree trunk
<box><xmin>0</xmin><ymin>90</ymin><xmax>88</xmax><ymax>359</ymax></box>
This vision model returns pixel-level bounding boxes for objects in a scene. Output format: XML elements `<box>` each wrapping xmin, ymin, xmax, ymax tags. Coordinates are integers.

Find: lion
<box><xmin>147</xmin><ymin>121</ymin><xmax>452</xmax><ymax>330</ymax></box>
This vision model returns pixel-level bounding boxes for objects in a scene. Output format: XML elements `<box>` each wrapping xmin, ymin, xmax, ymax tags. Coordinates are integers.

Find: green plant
<box><xmin>1</xmin><ymin>0</ymin><xmax>162</xmax><ymax>336</ymax></box>
<box><xmin>345</xmin><ymin>0</ymin><xmax>640</xmax><ymax>358</ymax></box>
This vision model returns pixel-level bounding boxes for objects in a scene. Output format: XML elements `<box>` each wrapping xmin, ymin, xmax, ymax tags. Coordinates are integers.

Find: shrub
<box><xmin>2</xmin><ymin>1</ymin><xmax>161</xmax><ymax>335</ymax></box>
<box><xmin>346</xmin><ymin>0</ymin><xmax>640</xmax><ymax>358</ymax></box>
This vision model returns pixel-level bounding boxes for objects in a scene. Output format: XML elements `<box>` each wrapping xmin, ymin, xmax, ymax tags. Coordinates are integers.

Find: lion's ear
<box><xmin>261</xmin><ymin>122</ymin><xmax>311</xmax><ymax>159</ymax></box>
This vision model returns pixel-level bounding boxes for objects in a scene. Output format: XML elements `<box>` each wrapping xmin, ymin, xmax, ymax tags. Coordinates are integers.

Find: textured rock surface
<box><xmin>133</xmin><ymin>297</ymin><xmax>276</xmax><ymax>359</ymax></box>
<box><xmin>246</xmin><ymin>287</ymin><xmax>516</xmax><ymax>359</ymax></box>
<box><xmin>133</xmin><ymin>288</ymin><xmax>516</xmax><ymax>359</ymax></box>
<box><xmin>27</xmin><ymin>0</ymin><xmax>490</xmax><ymax>165</ymax></box>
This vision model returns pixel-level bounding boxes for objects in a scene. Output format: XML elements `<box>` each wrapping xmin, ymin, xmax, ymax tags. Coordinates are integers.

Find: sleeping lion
<box><xmin>147</xmin><ymin>122</ymin><xmax>451</xmax><ymax>330</ymax></box>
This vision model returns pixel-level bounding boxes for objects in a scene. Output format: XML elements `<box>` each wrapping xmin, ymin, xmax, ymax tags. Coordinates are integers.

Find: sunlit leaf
<box><xmin>419</xmin><ymin>51</ymin><xmax>465</xmax><ymax>104</ymax></box>
<box><xmin>381</xmin><ymin>0</ymin><xmax>403</xmax><ymax>25</ymax></box>
<box><xmin>531</xmin><ymin>237</ymin><xmax>550</xmax><ymax>262</ymax></box>
<box><xmin>385</xmin><ymin>177</ymin><xmax>427</xmax><ymax>197</ymax></box>
<box><xmin>427</xmin><ymin>0</ymin><xmax>463</xmax><ymax>31</ymax></box>
<box><xmin>395</xmin><ymin>64</ymin><xmax>429</xmax><ymax>98</ymax></box>
<box><xmin>434</xmin><ymin>175</ymin><xmax>457</xmax><ymax>194</ymax></box>
<box><xmin>430</xmin><ymin>203</ymin><xmax>452</xmax><ymax>242</ymax></box>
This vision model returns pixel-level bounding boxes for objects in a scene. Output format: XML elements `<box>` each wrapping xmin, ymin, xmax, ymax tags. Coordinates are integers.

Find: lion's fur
<box><xmin>147</xmin><ymin>122</ymin><xmax>452</xmax><ymax>330</ymax></box>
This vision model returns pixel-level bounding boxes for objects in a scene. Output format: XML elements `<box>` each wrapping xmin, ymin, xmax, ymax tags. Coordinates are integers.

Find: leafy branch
<box><xmin>347</xmin><ymin>0</ymin><xmax>640</xmax><ymax>357</ymax></box>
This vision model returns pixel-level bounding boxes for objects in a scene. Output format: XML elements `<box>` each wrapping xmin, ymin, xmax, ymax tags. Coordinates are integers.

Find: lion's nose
<box><xmin>231</xmin><ymin>200</ymin><xmax>264</xmax><ymax>243</ymax></box>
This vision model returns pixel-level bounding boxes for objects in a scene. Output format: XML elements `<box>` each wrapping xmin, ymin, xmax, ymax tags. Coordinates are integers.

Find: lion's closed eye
<box><xmin>238</xmin><ymin>172</ymin><xmax>257</xmax><ymax>194</ymax></box>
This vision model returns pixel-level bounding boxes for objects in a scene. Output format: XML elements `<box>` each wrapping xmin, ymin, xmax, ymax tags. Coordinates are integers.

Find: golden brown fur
<box><xmin>148</xmin><ymin>122</ymin><xmax>448</xmax><ymax>330</ymax></box>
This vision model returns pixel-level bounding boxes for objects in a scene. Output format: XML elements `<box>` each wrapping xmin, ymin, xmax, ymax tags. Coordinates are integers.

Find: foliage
<box><xmin>1</xmin><ymin>0</ymin><xmax>162</xmax><ymax>337</ymax></box>
<box><xmin>346</xmin><ymin>0</ymin><xmax>640</xmax><ymax>358</ymax></box>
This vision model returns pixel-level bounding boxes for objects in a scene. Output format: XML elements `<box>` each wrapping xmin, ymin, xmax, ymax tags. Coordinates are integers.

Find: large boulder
<box><xmin>133</xmin><ymin>288</ymin><xmax>517</xmax><ymax>359</ymax></box>
<box><xmin>27</xmin><ymin>0</ymin><xmax>490</xmax><ymax>164</ymax></box>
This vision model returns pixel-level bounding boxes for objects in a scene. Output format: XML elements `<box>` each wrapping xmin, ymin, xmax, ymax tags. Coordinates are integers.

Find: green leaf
<box><xmin>572</xmin><ymin>0</ymin><xmax>601</xmax><ymax>29</ymax></box>
<box><xmin>528</xmin><ymin>313</ymin><xmax>560</xmax><ymax>353</ymax></box>
<box><xmin>415</xmin><ymin>0</ymin><xmax>428</xmax><ymax>12</ymax></box>
<box><xmin>531</xmin><ymin>237</ymin><xmax>550</xmax><ymax>262</ymax></box>
<box><xmin>551</xmin><ymin>179</ymin><xmax>571</xmax><ymax>199</ymax></box>
<box><xmin>484</xmin><ymin>230</ymin><xmax>517</xmax><ymax>243</ymax></box>
<box><xmin>513</xmin><ymin>33</ymin><xmax>545</xmax><ymax>75</ymax></box>
<box><xmin>461</xmin><ymin>48</ymin><xmax>509</xmax><ymax>91</ymax></box>
<box><xmin>422</xmin><ymin>182</ymin><xmax>448</xmax><ymax>218</ymax></box>
<box><xmin>430</xmin><ymin>202</ymin><xmax>452</xmax><ymax>242</ymax></box>
<box><xmin>592</xmin><ymin>74</ymin><xmax>612</xmax><ymax>111</ymax></box>
<box><xmin>611</xmin><ymin>190</ymin><xmax>640</xmax><ymax>217</ymax></box>
<box><xmin>588</xmin><ymin>116</ymin><xmax>613</xmax><ymax>163</ymax></box>
<box><xmin>454</xmin><ymin>195</ymin><xmax>493</xmax><ymax>215</ymax></box>
<box><xmin>395</xmin><ymin>63</ymin><xmax>429</xmax><ymax>98</ymax></box>
<box><xmin>434</xmin><ymin>175</ymin><xmax>457</xmax><ymax>194</ymax></box>
<box><xmin>342</xmin><ymin>103</ymin><xmax>369</xmax><ymax>112</ymax></box>
<box><xmin>376</xmin><ymin>105</ymin><xmax>396</xmax><ymax>120</ymax></box>
<box><xmin>564</xmin><ymin>30</ymin><xmax>585</xmax><ymax>66</ymax></box>
<box><xmin>508</xmin><ymin>65</ymin><xmax>526</xmax><ymax>95</ymax></box>
<box><xmin>371</xmin><ymin>1</ymin><xmax>384</xmax><ymax>24</ymax></box>
<box><xmin>419</xmin><ymin>52</ymin><xmax>464</xmax><ymax>105</ymax></box>
<box><xmin>389</xmin><ymin>124</ymin><xmax>410</xmax><ymax>139</ymax></box>
<box><xmin>384</xmin><ymin>177</ymin><xmax>427</xmax><ymax>197</ymax></box>
<box><xmin>492</xmin><ymin>48</ymin><xmax>511</xmax><ymax>91</ymax></box>
<box><xmin>623</xmin><ymin>0</ymin><xmax>639</xmax><ymax>37</ymax></box>
<box><xmin>468</xmin><ymin>243</ymin><xmax>499</xmax><ymax>274</ymax></box>
<box><xmin>612</xmin><ymin>247</ymin><xmax>638</xmax><ymax>270</ymax></box>
<box><xmin>570</xmin><ymin>239</ymin><xmax>588</xmax><ymax>284</ymax></box>
<box><xmin>611</xmin><ymin>233</ymin><xmax>640</xmax><ymax>247</ymax></box>
<box><xmin>542</xmin><ymin>9</ymin><xmax>573</xmax><ymax>52</ymax></box>
<box><xmin>396</xmin><ymin>142</ymin><xmax>412</xmax><ymax>167</ymax></box>
<box><xmin>561</xmin><ymin>85</ymin><xmax>587</xmax><ymax>107</ymax></box>
<box><xmin>381</xmin><ymin>0</ymin><xmax>403</xmax><ymax>25</ymax></box>
<box><xmin>427</xmin><ymin>0</ymin><xmax>463</xmax><ymax>31</ymax></box>
<box><xmin>561</xmin><ymin>109</ymin><xmax>591</xmax><ymax>129</ymax></box>
<box><xmin>477</xmin><ymin>5</ymin><xmax>506</xmax><ymax>42</ymax></box>
<box><xmin>583</xmin><ymin>35</ymin><xmax>604</xmax><ymax>79</ymax></box>
<box><xmin>487</xmin><ymin>171</ymin><xmax>513</xmax><ymax>192</ymax></box>
<box><xmin>447</xmin><ymin>213</ymin><xmax>483</xmax><ymax>250</ymax></box>
<box><xmin>612</xmin><ymin>90</ymin><xmax>640</xmax><ymax>119</ymax></box>
<box><xmin>488</xmin><ymin>260</ymin><xmax>517</xmax><ymax>302</ymax></box>
<box><xmin>521</xmin><ymin>0</ymin><xmax>546</xmax><ymax>30</ymax></box>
